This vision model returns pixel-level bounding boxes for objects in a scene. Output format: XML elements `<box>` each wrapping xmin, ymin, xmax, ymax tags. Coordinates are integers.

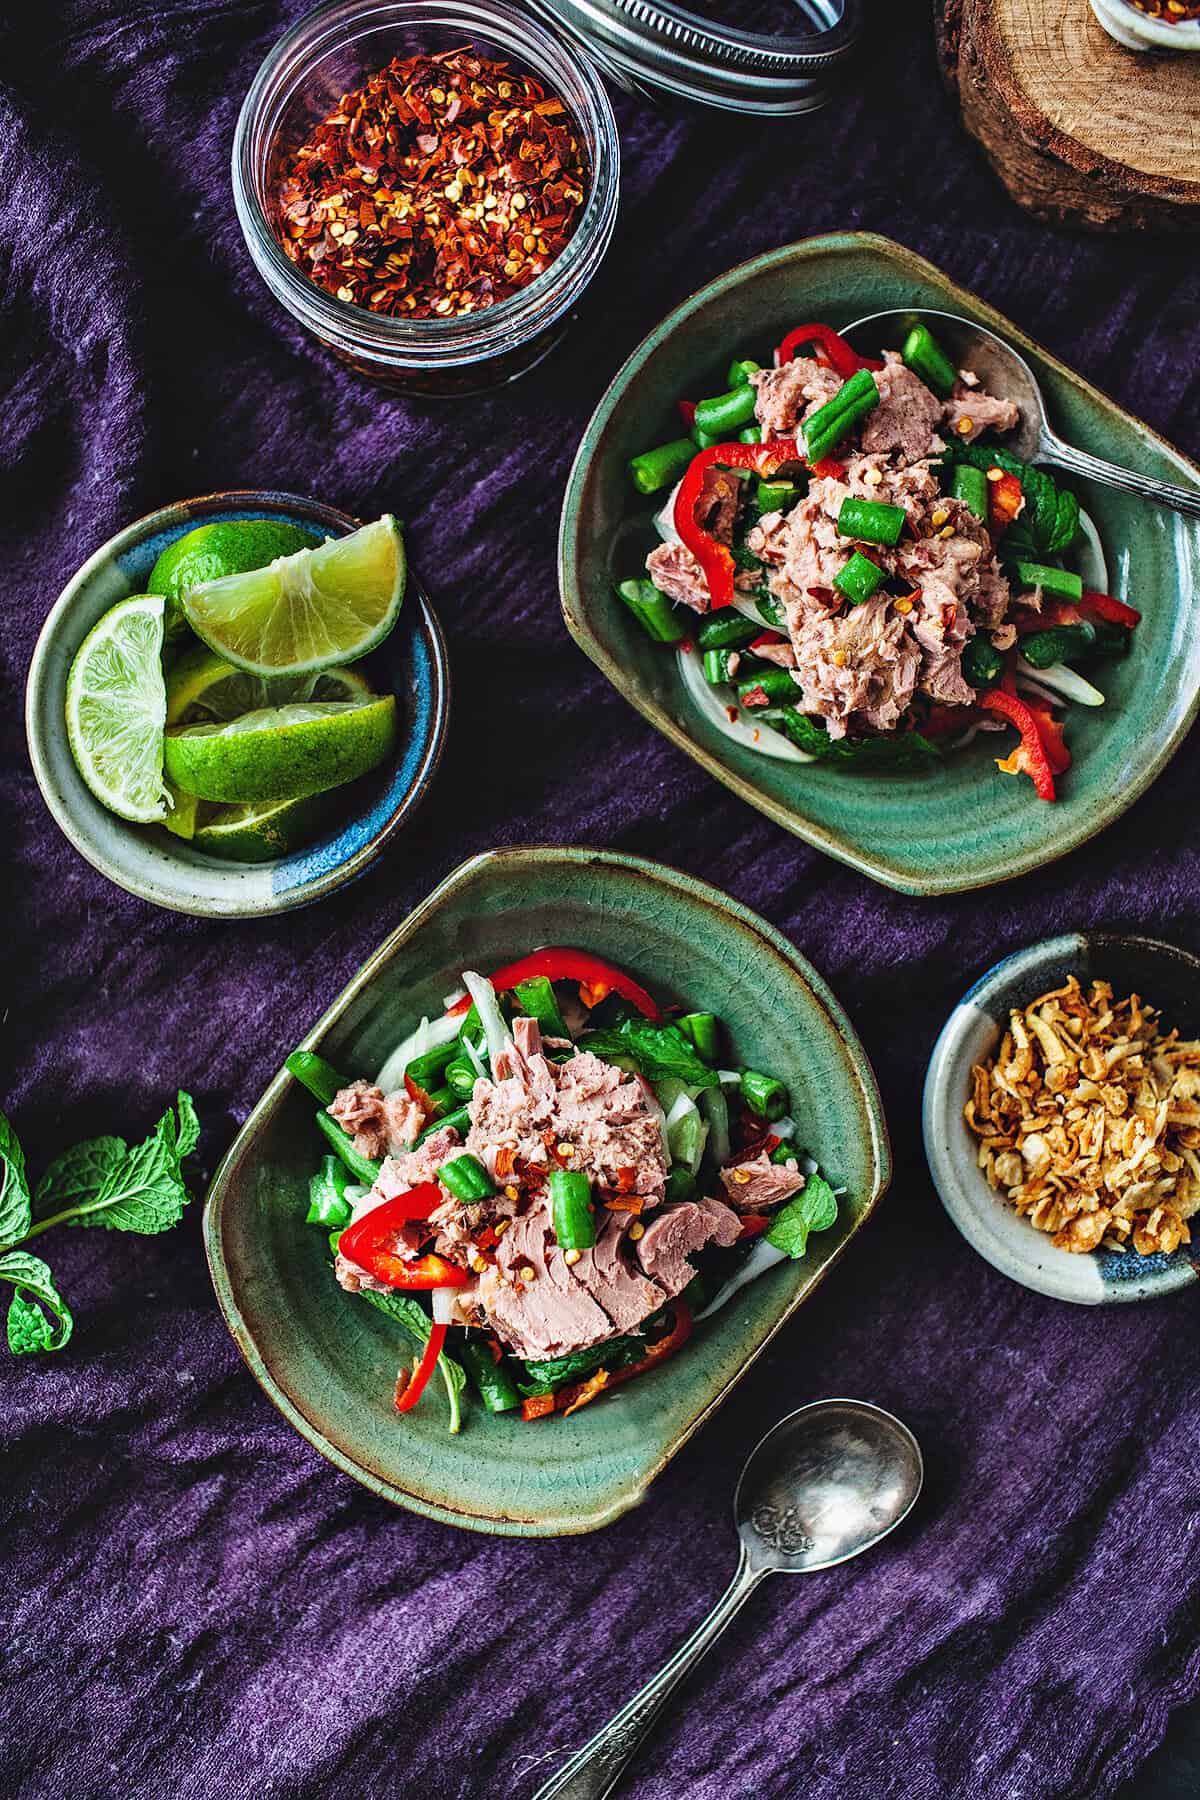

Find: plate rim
<box><xmin>202</xmin><ymin>842</ymin><xmax>893</xmax><ymax>1535</ymax></box>
<box><xmin>557</xmin><ymin>229</ymin><xmax>1200</xmax><ymax>897</ymax></box>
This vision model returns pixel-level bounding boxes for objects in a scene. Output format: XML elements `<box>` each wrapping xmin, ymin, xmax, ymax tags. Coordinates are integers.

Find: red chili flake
<box><xmin>269</xmin><ymin>48</ymin><xmax>590</xmax><ymax>321</ymax></box>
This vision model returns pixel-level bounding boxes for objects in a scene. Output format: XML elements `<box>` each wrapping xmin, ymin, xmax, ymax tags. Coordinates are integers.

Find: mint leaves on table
<box><xmin>0</xmin><ymin>1093</ymin><xmax>200</xmax><ymax>1356</ymax></box>
<box><xmin>765</xmin><ymin>1171</ymin><xmax>839</xmax><ymax>1260</ymax></box>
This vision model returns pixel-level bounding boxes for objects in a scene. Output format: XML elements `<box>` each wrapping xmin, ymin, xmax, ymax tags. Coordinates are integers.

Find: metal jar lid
<box><xmin>526</xmin><ymin>0</ymin><xmax>862</xmax><ymax>114</ymax></box>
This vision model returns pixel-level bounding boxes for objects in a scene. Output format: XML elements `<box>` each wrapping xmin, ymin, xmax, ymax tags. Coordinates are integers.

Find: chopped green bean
<box><xmin>306</xmin><ymin>1154</ymin><xmax>354</xmax><ymax>1229</ymax></box>
<box><xmin>803</xmin><ymin>368</ymin><xmax>879</xmax><ymax>464</ymax></box>
<box><xmin>836</xmin><ymin>496</ymin><xmax>905</xmax><ymax>546</ymax></box>
<box><xmin>677</xmin><ymin>1013</ymin><xmax>720</xmax><ymax>1063</ymax></box>
<box><xmin>443</xmin><ymin>1056</ymin><xmax>480</xmax><ymax>1098</ymax></box>
<box><xmin>438</xmin><ymin>1153</ymin><xmax>495</xmax><ymax>1203</ymax></box>
<box><xmin>614</xmin><ymin>578</ymin><xmax>685</xmax><ymax>644</ymax></box>
<box><xmin>703</xmin><ymin>648</ymin><xmax>743</xmax><ymax>685</ymax></box>
<box><xmin>1019</xmin><ymin>622</ymin><xmax>1099</xmax><ymax>669</ymax></box>
<box><xmin>416</xmin><ymin>1103</ymin><xmax>471</xmax><ymax>1147</ymax></box>
<box><xmin>738</xmin><ymin>426</ymin><xmax>763</xmax><ymax>444</ymax></box>
<box><xmin>403</xmin><ymin>1040</ymin><xmax>459</xmax><ymax>1091</ymax></box>
<box><xmin>696</xmin><ymin>611</ymin><xmax>760</xmax><ymax>652</ymax></box>
<box><xmin>756</xmin><ymin>479</ymin><xmax>801</xmax><ymax>514</ymax></box>
<box><xmin>737</xmin><ymin>665</ymin><xmax>798</xmax><ymax>708</ymax></box>
<box><xmin>833</xmin><ymin>551</ymin><xmax>885</xmax><ymax>606</ymax></box>
<box><xmin>1007</xmin><ymin>560</ymin><xmax>1083</xmax><ymax>602</ymax></box>
<box><xmin>513</xmin><ymin>975</ymin><xmax>569</xmax><ymax>1039</ymax></box>
<box><xmin>665</xmin><ymin>1165</ymin><xmax>698</xmax><ymax>1204</ymax></box>
<box><xmin>901</xmin><ymin>323</ymin><xmax>957</xmax><ymax>398</ymax></box>
<box><xmin>286</xmin><ymin>1050</ymin><xmax>344</xmax><ymax>1107</ymax></box>
<box><xmin>627</xmin><ymin>438</ymin><xmax>696</xmax><ymax>496</ymax></box>
<box><xmin>727</xmin><ymin>358</ymin><xmax>762</xmax><ymax>388</ymax></box>
<box><xmin>740</xmin><ymin>1069</ymin><xmax>789</xmax><ymax>1121</ymax></box>
<box><xmin>550</xmin><ymin>1169</ymin><xmax>595</xmax><ymax>1250</ymax></box>
<box><xmin>695</xmin><ymin>384</ymin><xmax>759</xmax><ymax>438</ymax></box>
<box><xmin>315</xmin><ymin>1109</ymin><xmax>381</xmax><ymax>1184</ymax></box>
<box><xmin>950</xmin><ymin>463</ymin><xmax>989</xmax><ymax>522</ymax></box>
<box><xmin>460</xmin><ymin>1337</ymin><xmax>523</xmax><ymax>1412</ymax></box>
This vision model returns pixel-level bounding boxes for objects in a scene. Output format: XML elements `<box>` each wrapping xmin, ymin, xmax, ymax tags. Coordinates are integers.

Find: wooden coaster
<box><xmin>935</xmin><ymin>0</ymin><xmax>1200</xmax><ymax>230</ymax></box>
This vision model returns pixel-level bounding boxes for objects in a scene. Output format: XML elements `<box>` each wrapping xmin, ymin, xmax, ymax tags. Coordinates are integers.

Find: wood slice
<box><xmin>935</xmin><ymin>0</ymin><xmax>1200</xmax><ymax>230</ymax></box>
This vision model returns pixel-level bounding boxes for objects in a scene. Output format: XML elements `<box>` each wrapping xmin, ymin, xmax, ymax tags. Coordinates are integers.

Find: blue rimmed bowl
<box><xmin>25</xmin><ymin>491</ymin><xmax>449</xmax><ymax>918</ymax></box>
<box><xmin>924</xmin><ymin>932</ymin><xmax>1200</xmax><ymax>1305</ymax></box>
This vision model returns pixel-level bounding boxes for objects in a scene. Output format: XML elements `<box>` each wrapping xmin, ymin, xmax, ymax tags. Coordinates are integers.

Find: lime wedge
<box><xmin>193</xmin><ymin>792</ymin><xmax>336</xmax><ymax>863</ymax></box>
<box><xmin>182</xmin><ymin>515</ymin><xmax>405</xmax><ymax>677</ymax></box>
<box><xmin>65</xmin><ymin>595</ymin><xmax>169</xmax><ymax>823</ymax></box>
<box><xmin>149</xmin><ymin>520</ymin><xmax>324</xmax><ymax>602</ymax></box>
<box><xmin>164</xmin><ymin>697</ymin><xmax>398</xmax><ymax>803</ymax></box>
<box><xmin>162</xmin><ymin>781</ymin><xmax>204</xmax><ymax>840</ymax></box>
<box><xmin>165</xmin><ymin>645</ymin><xmax>374</xmax><ymax>725</ymax></box>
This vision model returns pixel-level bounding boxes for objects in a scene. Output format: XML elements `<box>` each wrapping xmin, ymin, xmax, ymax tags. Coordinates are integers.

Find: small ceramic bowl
<box><xmin>25</xmin><ymin>491</ymin><xmax>449</xmax><ymax>918</ymax></box>
<box><xmin>203</xmin><ymin>845</ymin><xmax>891</xmax><ymax>1535</ymax></box>
<box><xmin>924</xmin><ymin>931</ymin><xmax>1200</xmax><ymax>1305</ymax></box>
<box><xmin>1091</xmin><ymin>0</ymin><xmax>1200</xmax><ymax>52</ymax></box>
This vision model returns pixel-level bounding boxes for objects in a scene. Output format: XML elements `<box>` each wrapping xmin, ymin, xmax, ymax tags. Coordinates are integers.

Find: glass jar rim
<box><xmin>232</xmin><ymin>0</ymin><xmax>620</xmax><ymax>361</ymax></box>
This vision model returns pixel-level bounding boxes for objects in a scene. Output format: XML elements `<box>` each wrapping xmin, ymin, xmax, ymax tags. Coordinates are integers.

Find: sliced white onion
<box><xmin>1073</xmin><ymin>507</ymin><xmax>1108</xmax><ymax>594</ymax></box>
<box><xmin>664</xmin><ymin>1090</ymin><xmax>707</xmax><ymax>1174</ymax></box>
<box><xmin>676</xmin><ymin>645</ymin><xmax>814</xmax><ymax>763</ymax></box>
<box><xmin>653</xmin><ymin>480</ymin><xmax>684</xmax><ymax>545</ymax></box>
<box><xmin>463</xmin><ymin>970</ymin><xmax>513</xmax><ymax>1066</ymax></box>
<box><xmin>1017</xmin><ymin>662</ymin><xmax>1105</xmax><ymax>707</ymax></box>
<box><xmin>442</xmin><ymin>984</ymin><xmax>467</xmax><ymax>1011</ymax></box>
<box><xmin>377</xmin><ymin>1010</ymin><xmax>462</xmax><ymax>1092</ymax></box>
<box><xmin>433</xmin><ymin>1285</ymin><xmax>464</xmax><ymax>1326</ymax></box>
<box><xmin>695</xmin><ymin>1240</ymin><xmax>787</xmax><ymax>1321</ymax></box>
<box><xmin>770</xmin><ymin>1114</ymin><xmax>796</xmax><ymax>1139</ymax></box>
<box><xmin>462</xmin><ymin>1035</ymin><xmax>489</xmax><ymax>1080</ymax></box>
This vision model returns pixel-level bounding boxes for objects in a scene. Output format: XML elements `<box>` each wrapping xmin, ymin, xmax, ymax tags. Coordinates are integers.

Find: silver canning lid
<box><xmin>528</xmin><ymin>0</ymin><xmax>862</xmax><ymax>114</ymax></box>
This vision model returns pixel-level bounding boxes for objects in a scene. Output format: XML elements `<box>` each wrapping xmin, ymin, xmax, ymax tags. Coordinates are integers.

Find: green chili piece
<box><xmin>627</xmin><ymin>437</ymin><xmax>699</xmax><ymax>496</ymax></box>
<box><xmin>443</xmin><ymin>1056</ymin><xmax>479</xmax><ymax>1099</ymax></box>
<box><xmin>550</xmin><ymin>1169</ymin><xmax>596</xmax><ymax>1250</ymax></box>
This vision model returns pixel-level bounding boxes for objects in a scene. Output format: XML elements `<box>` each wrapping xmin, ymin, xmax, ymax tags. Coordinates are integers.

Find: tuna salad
<box><xmin>619</xmin><ymin>319</ymin><xmax>1141</xmax><ymax>802</ymax></box>
<box><xmin>288</xmin><ymin>948</ymin><xmax>839</xmax><ymax>1430</ymax></box>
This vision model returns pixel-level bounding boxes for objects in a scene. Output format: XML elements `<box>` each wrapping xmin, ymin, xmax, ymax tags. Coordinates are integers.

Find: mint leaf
<box><xmin>579</xmin><ymin>1020</ymin><xmax>718</xmax><ymax>1089</ymax></box>
<box><xmin>33</xmin><ymin>1095</ymin><xmax>199</xmax><ymax>1235</ymax></box>
<box><xmin>765</xmin><ymin>1171</ymin><xmax>839</xmax><ymax>1260</ymax></box>
<box><xmin>35</xmin><ymin>1136</ymin><xmax>127</xmax><ymax>1217</ymax></box>
<box><xmin>0</xmin><ymin>1112</ymin><xmax>32</xmax><ymax>1248</ymax></box>
<box><xmin>0</xmin><ymin>1250</ymin><xmax>73</xmax><ymax>1353</ymax></box>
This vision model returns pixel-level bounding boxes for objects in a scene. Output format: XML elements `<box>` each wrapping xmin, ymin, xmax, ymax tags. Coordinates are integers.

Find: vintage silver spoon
<box><xmin>531</xmin><ymin>1398</ymin><xmax>923</xmax><ymax>1800</ymax></box>
<box><xmin>843</xmin><ymin>307</ymin><xmax>1200</xmax><ymax>521</ymax></box>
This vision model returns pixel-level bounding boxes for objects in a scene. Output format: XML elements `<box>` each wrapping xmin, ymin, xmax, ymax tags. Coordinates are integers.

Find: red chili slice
<box><xmin>394</xmin><ymin>1321</ymin><xmax>449</xmax><ymax>1413</ymax></box>
<box><xmin>446</xmin><ymin>949</ymin><xmax>661</xmax><ymax>1021</ymax></box>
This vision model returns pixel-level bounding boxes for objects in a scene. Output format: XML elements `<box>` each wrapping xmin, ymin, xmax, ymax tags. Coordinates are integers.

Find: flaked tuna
<box><xmin>645</xmin><ymin>540</ymin><xmax>709</xmax><ymax>613</ymax></box>
<box><xmin>944</xmin><ymin>384</ymin><xmax>1019</xmax><ymax>444</ymax></box>
<box><xmin>720</xmin><ymin>1153</ymin><xmax>807</xmax><ymax>1212</ymax></box>
<box><xmin>328</xmin><ymin>1079</ymin><xmax>425</xmax><ymax>1160</ymax></box>
<box><xmin>635</xmin><ymin>1196</ymin><xmax>741</xmax><ymax>1291</ymax></box>
<box><xmin>861</xmin><ymin>353</ymin><xmax>945</xmax><ymax>463</ymax></box>
<box><xmin>752</xmin><ymin>357</ymin><xmax>842</xmax><ymax>438</ymax></box>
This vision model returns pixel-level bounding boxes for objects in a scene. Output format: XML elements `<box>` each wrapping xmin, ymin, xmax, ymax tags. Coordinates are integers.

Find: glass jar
<box><xmin>233</xmin><ymin>0</ymin><xmax>621</xmax><ymax>395</ymax></box>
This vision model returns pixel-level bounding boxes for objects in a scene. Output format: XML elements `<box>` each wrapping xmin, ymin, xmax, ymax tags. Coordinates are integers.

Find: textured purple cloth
<box><xmin>4</xmin><ymin>4</ymin><xmax>1200</xmax><ymax>1798</ymax></box>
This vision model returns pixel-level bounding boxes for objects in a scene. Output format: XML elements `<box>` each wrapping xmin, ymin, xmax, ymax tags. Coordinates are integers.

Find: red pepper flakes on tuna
<box><xmin>270</xmin><ymin>48</ymin><xmax>588</xmax><ymax>321</ymax></box>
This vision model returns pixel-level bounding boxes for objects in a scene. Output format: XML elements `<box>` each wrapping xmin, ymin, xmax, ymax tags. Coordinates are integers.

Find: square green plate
<box><xmin>558</xmin><ymin>233</ymin><xmax>1200</xmax><ymax>896</ymax></box>
<box><xmin>203</xmin><ymin>846</ymin><xmax>890</xmax><ymax>1536</ymax></box>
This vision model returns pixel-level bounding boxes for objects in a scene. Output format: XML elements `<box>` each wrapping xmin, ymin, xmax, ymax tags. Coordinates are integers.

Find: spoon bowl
<box><xmin>843</xmin><ymin>308</ymin><xmax>1200</xmax><ymax>521</ymax></box>
<box><xmin>737</xmin><ymin>1397</ymin><xmax>923</xmax><ymax>1575</ymax></box>
<box><xmin>533</xmin><ymin>1400</ymin><xmax>922</xmax><ymax>1799</ymax></box>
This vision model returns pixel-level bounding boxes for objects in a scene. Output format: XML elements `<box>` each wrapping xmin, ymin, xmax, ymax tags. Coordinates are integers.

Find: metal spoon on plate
<box><xmin>843</xmin><ymin>308</ymin><xmax>1200</xmax><ymax>522</ymax></box>
<box><xmin>531</xmin><ymin>1398</ymin><xmax>923</xmax><ymax>1800</ymax></box>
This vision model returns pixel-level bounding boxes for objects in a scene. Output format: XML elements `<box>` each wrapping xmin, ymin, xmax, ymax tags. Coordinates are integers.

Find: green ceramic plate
<box><xmin>559</xmin><ymin>233</ymin><xmax>1200</xmax><ymax>896</ymax></box>
<box><xmin>203</xmin><ymin>846</ymin><xmax>890</xmax><ymax>1536</ymax></box>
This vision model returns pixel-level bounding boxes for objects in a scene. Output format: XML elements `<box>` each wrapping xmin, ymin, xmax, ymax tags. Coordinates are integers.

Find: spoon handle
<box><xmin>1042</xmin><ymin>435</ymin><xmax>1200</xmax><ymax>521</ymax></box>
<box><xmin>530</xmin><ymin>1546</ymin><xmax>762</xmax><ymax>1800</ymax></box>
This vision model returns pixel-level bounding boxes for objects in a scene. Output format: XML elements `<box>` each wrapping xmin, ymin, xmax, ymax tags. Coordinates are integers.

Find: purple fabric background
<box><xmin>4</xmin><ymin>4</ymin><xmax>1200</xmax><ymax>1797</ymax></box>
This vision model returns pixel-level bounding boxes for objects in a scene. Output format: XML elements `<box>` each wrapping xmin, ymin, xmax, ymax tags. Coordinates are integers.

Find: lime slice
<box><xmin>65</xmin><ymin>595</ymin><xmax>169</xmax><ymax>823</ymax></box>
<box><xmin>165</xmin><ymin>645</ymin><xmax>374</xmax><ymax>725</ymax></box>
<box><xmin>182</xmin><ymin>515</ymin><xmax>405</xmax><ymax>677</ymax></box>
<box><xmin>193</xmin><ymin>792</ymin><xmax>336</xmax><ymax>863</ymax></box>
<box><xmin>162</xmin><ymin>781</ymin><xmax>204</xmax><ymax>841</ymax></box>
<box><xmin>164</xmin><ymin>696</ymin><xmax>398</xmax><ymax>803</ymax></box>
<box><xmin>149</xmin><ymin>520</ymin><xmax>323</xmax><ymax>650</ymax></box>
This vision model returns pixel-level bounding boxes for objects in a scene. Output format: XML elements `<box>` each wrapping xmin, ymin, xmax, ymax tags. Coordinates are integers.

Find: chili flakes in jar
<box><xmin>270</xmin><ymin>47</ymin><xmax>589</xmax><ymax>322</ymax></box>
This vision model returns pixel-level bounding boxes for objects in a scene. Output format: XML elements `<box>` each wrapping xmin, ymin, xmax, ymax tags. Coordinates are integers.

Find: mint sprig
<box><xmin>765</xmin><ymin>1171</ymin><xmax>839</xmax><ymax>1260</ymax></box>
<box><xmin>0</xmin><ymin>1093</ymin><xmax>199</xmax><ymax>1355</ymax></box>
